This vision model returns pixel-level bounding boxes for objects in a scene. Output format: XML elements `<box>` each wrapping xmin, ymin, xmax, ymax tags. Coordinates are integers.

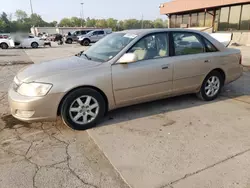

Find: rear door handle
<box><xmin>204</xmin><ymin>60</ymin><xmax>211</xmax><ymax>63</ymax></box>
<box><xmin>161</xmin><ymin>64</ymin><xmax>169</xmax><ymax>69</ymax></box>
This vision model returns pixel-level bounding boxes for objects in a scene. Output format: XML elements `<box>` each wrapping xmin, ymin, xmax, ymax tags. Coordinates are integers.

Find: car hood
<box><xmin>17</xmin><ymin>56</ymin><xmax>102</xmax><ymax>82</ymax></box>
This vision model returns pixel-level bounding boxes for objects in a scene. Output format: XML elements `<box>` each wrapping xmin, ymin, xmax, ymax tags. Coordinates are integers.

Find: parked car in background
<box><xmin>0</xmin><ymin>34</ymin><xmax>10</xmax><ymax>39</ymax></box>
<box><xmin>65</xmin><ymin>30</ymin><xmax>93</xmax><ymax>44</ymax></box>
<box><xmin>14</xmin><ymin>34</ymin><xmax>45</xmax><ymax>48</ymax></box>
<box><xmin>78</xmin><ymin>29</ymin><xmax>112</xmax><ymax>46</ymax></box>
<box><xmin>0</xmin><ymin>38</ymin><xmax>15</xmax><ymax>49</ymax></box>
<box><xmin>8</xmin><ymin>29</ymin><xmax>242</xmax><ymax>130</ymax></box>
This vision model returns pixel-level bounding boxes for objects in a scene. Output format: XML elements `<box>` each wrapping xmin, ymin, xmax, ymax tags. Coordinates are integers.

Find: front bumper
<box><xmin>8</xmin><ymin>88</ymin><xmax>63</xmax><ymax>122</ymax></box>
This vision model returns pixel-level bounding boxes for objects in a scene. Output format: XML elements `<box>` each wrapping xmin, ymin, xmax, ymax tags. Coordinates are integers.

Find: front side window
<box><xmin>128</xmin><ymin>33</ymin><xmax>168</xmax><ymax>61</ymax></box>
<box><xmin>173</xmin><ymin>32</ymin><xmax>205</xmax><ymax>56</ymax></box>
<box><xmin>82</xmin><ymin>33</ymin><xmax>137</xmax><ymax>62</ymax></box>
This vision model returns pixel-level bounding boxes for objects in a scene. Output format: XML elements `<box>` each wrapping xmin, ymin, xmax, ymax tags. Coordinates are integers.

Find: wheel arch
<box><xmin>0</xmin><ymin>42</ymin><xmax>9</xmax><ymax>48</ymax></box>
<box><xmin>57</xmin><ymin>85</ymin><xmax>109</xmax><ymax>116</ymax></box>
<box><xmin>207</xmin><ymin>68</ymin><xmax>226</xmax><ymax>85</ymax></box>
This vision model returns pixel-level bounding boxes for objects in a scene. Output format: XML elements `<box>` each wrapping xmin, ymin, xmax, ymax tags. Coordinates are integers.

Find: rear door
<box><xmin>170</xmin><ymin>31</ymin><xmax>218</xmax><ymax>94</ymax></box>
<box><xmin>96</xmin><ymin>30</ymin><xmax>105</xmax><ymax>40</ymax></box>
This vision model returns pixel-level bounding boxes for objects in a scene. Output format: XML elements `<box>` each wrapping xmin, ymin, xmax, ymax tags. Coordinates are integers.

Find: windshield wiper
<box><xmin>82</xmin><ymin>53</ymin><xmax>91</xmax><ymax>60</ymax></box>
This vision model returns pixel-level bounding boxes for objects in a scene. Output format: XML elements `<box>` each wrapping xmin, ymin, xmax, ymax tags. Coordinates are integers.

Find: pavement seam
<box><xmin>159</xmin><ymin>147</ymin><xmax>250</xmax><ymax>188</ymax></box>
<box><xmin>87</xmin><ymin>130</ymin><xmax>133</xmax><ymax>188</ymax></box>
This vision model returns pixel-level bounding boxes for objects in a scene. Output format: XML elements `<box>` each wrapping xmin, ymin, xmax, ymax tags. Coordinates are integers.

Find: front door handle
<box><xmin>204</xmin><ymin>60</ymin><xmax>211</xmax><ymax>63</ymax></box>
<box><xmin>161</xmin><ymin>64</ymin><xmax>169</xmax><ymax>69</ymax></box>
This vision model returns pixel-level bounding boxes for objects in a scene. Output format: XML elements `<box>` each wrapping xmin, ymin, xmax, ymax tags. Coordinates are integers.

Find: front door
<box><xmin>112</xmin><ymin>32</ymin><xmax>173</xmax><ymax>106</ymax></box>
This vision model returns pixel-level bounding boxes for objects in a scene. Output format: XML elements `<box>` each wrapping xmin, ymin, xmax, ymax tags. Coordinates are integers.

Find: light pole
<box><xmin>30</xmin><ymin>0</ymin><xmax>34</xmax><ymax>15</ymax></box>
<box><xmin>80</xmin><ymin>2</ymin><xmax>84</xmax><ymax>27</ymax></box>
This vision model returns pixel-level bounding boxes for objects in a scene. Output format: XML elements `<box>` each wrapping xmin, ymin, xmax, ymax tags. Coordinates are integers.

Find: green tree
<box><xmin>143</xmin><ymin>20</ymin><xmax>154</xmax><ymax>28</ymax></box>
<box><xmin>106</xmin><ymin>18</ymin><xmax>118</xmax><ymax>30</ymax></box>
<box><xmin>59</xmin><ymin>18</ymin><xmax>73</xmax><ymax>27</ymax></box>
<box><xmin>153</xmin><ymin>18</ymin><xmax>164</xmax><ymax>28</ymax></box>
<box><xmin>96</xmin><ymin>19</ymin><xmax>107</xmax><ymax>28</ymax></box>
<box><xmin>15</xmin><ymin>10</ymin><xmax>28</xmax><ymax>22</ymax></box>
<box><xmin>85</xmin><ymin>17</ymin><xmax>96</xmax><ymax>27</ymax></box>
<box><xmin>123</xmin><ymin>19</ymin><xmax>140</xmax><ymax>29</ymax></box>
<box><xmin>71</xmin><ymin>17</ymin><xmax>83</xmax><ymax>27</ymax></box>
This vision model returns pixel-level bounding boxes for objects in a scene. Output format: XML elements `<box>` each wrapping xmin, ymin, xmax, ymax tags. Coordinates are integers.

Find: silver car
<box><xmin>8</xmin><ymin>29</ymin><xmax>243</xmax><ymax>130</ymax></box>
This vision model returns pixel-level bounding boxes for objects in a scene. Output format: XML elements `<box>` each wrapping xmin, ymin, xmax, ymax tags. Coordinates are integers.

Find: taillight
<box><xmin>239</xmin><ymin>54</ymin><xmax>242</xmax><ymax>65</ymax></box>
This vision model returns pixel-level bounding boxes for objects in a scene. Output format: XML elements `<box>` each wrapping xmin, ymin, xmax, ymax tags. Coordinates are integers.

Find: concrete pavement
<box><xmin>0</xmin><ymin>45</ymin><xmax>250</xmax><ymax>188</ymax></box>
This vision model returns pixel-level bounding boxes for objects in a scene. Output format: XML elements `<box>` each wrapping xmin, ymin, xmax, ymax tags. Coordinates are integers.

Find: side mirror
<box><xmin>118</xmin><ymin>53</ymin><xmax>138</xmax><ymax>64</ymax></box>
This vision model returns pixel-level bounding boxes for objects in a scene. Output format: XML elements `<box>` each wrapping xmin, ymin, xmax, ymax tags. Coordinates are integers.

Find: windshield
<box><xmin>81</xmin><ymin>32</ymin><xmax>137</xmax><ymax>62</ymax></box>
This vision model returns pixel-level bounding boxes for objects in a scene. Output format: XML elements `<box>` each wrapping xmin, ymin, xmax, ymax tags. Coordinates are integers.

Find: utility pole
<box><xmin>141</xmin><ymin>14</ymin><xmax>144</xmax><ymax>29</ymax></box>
<box><xmin>29</xmin><ymin>0</ymin><xmax>34</xmax><ymax>15</ymax></box>
<box><xmin>80</xmin><ymin>2</ymin><xmax>84</xmax><ymax>27</ymax></box>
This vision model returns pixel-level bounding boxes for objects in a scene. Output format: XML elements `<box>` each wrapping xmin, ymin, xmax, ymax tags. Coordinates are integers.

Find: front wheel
<box><xmin>31</xmin><ymin>42</ymin><xmax>38</xmax><ymax>48</ymax></box>
<box><xmin>81</xmin><ymin>39</ymin><xmax>90</xmax><ymax>46</ymax></box>
<box><xmin>197</xmin><ymin>71</ymin><xmax>223</xmax><ymax>101</ymax></box>
<box><xmin>0</xmin><ymin>43</ymin><xmax>8</xmax><ymax>49</ymax></box>
<box><xmin>60</xmin><ymin>88</ymin><xmax>106</xmax><ymax>130</ymax></box>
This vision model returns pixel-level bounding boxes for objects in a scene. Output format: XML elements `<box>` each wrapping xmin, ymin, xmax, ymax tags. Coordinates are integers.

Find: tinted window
<box><xmin>219</xmin><ymin>7</ymin><xmax>230</xmax><ymax>31</ymax></box>
<box><xmin>176</xmin><ymin>15</ymin><xmax>182</xmax><ymax>28</ymax></box>
<box><xmin>228</xmin><ymin>5</ymin><xmax>241</xmax><ymax>30</ymax></box>
<box><xmin>170</xmin><ymin>15</ymin><xmax>176</xmax><ymax>27</ymax></box>
<box><xmin>182</xmin><ymin>14</ymin><xmax>189</xmax><ymax>25</ymax></box>
<box><xmin>204</xmin><ymin>38</ymin><xmax>218</xmax><ymax>52</ymax></box>
<box><xmin>128</xmin><ymin>33</ymin><xmax>169</xmax><ymax>61</ymax></box>
<box><xmin>205</xmin><ymin>11</ymin><xmax>213</xmax><ymax>27</ymax></box>
<box><xmin>92</xmin><ymin>31</ymin><xmax>99</xmax><ymax>35</ymax></box>
<box><xmin>240</xmin><ymin>4</ymin><xmax>250</xmax><ymax>30</ymax></box>
<box><xmin>191</xmin><ymin>13</ymin><xmax>198</xmax><ymax>27</ymax></box>
<box><xmin>173</xmin><ymin>32</ymin><xmax>204</xmax><ymax>56</ymax></box>
<box><xmin>98</xmin><ymin>31</ymin><xmax>105</xmax><ymax>35</ymax></box>
<box><xmin>81</xmin><ymin>30</ymin><xmax>87</xmax><ymax>35</ymax></box>
<box><xmin>198</xmin><ymin>12</ymin><xmax>205</xmax><ymax>27</ymax></box>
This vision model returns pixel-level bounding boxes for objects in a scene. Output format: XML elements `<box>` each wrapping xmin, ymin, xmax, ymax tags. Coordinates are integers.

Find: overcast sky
<box><xmin>2</xmin><ymin>0</ymin><xmax>168</xmax><ymax>22</ymax></box>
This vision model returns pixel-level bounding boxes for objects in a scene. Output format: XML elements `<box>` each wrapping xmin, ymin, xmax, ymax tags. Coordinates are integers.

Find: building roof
<box><xmin>160</xmin><ymin>0</ymin><xmax>250</xmax><ymax>14</ymax></box>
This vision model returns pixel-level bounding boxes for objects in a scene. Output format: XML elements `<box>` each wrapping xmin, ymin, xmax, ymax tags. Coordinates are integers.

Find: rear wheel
<box><xmin>66</xmin><ymin>39</ymin><xmax>73</xmax><ymax>44</ymax></box>
<box><xmin>31</xmin><ymin>42</ymin><xmax>38</xmax><ymax>48</ymax></box>
<box><xmin>60</xmin><ymin>88</ymin><xmax>106</xmax><ymax>130</ymax></box>
<box><xmin>0</xmin><ymin>43</ymin><xmax>8</xmax><ymax>49</ymax></box>
<box><xmin>197</xmin><ymin>71</ymin><xmax>223</xmax><ymax>101</ymax></box>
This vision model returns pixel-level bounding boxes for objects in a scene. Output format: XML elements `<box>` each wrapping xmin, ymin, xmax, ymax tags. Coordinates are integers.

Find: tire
<box><xmin>197</xmin><ymin>70</ymin><xmax>223</xmax><ymax>101</ymax></box>
<box><xmin>0</xmin><ymin>43</ymin><xmax>8</xmax><ymax>49</ymax></box>
<box><xmin>31</xmin><ymin>42</ymin><xmax>39</xmax><ymax>48</ymax></box>
<box><xmin>60</xmin><ymin>88</ymin><xmax>106</xmax><ymax>130</ymax></box>
<box><xmin>66</xmin><ymin>39</ymin><xmax>73</xmax><ymax>44</ymax></box>
<box><xmin>81</xmin><ymin>39</ymin><xmax>90</xmax><ymax>46</ymax></box>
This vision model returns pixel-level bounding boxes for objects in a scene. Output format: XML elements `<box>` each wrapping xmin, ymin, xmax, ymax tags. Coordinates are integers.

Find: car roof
<box><xmin>116</xmin><ymin>28</ymin><xmax>227</xmax><ymax>52</ymax></box>
<box><xmin>119</xmin><ymin>28</ymin><xmax>206</xmax><ymax>36</ymax></box>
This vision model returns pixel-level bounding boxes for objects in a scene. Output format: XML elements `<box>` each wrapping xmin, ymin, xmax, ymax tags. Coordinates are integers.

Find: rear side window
<box><xmin>204</xmin><ymin>38</ymin><xmax>218</xmax><ymax>52</ymax></box>
<box><xmin>98</xmin><ymin>31</ymin><xmax>105</xmax><ymax>35</ymax></box>
<box><xmin>173</xmin><ymin>32</ymin><xmax>205</xmax><ymax>56</ymax></box>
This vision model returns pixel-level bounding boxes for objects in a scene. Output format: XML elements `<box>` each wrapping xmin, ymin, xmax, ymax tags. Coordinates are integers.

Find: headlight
<box><xmin>17</xmin><ymin>82</ymin><xmax>52</xmax><ymax>97</ymax></box>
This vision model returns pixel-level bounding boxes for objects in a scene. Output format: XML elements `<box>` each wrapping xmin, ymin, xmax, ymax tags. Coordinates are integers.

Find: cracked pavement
<box><xmin>0</xmin><ymin>46</ymin><xmax>250</xmax><ymax>188</ymax></box>
<box><xmin>0</xmin><ymin>63</ymin><xmax>129</xmax><ymax>188</ymax></box>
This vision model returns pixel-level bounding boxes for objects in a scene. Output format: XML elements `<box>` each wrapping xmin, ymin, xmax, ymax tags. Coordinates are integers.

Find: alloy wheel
<box><xmin>69</xmin><ymin>95</ymin><xmax>99</xmax><ymax>125</ymax></box>
<box><xmin>204</xmin><ymin>76</ymin><xmax>220</xmax><ymax>97</ymax></box>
